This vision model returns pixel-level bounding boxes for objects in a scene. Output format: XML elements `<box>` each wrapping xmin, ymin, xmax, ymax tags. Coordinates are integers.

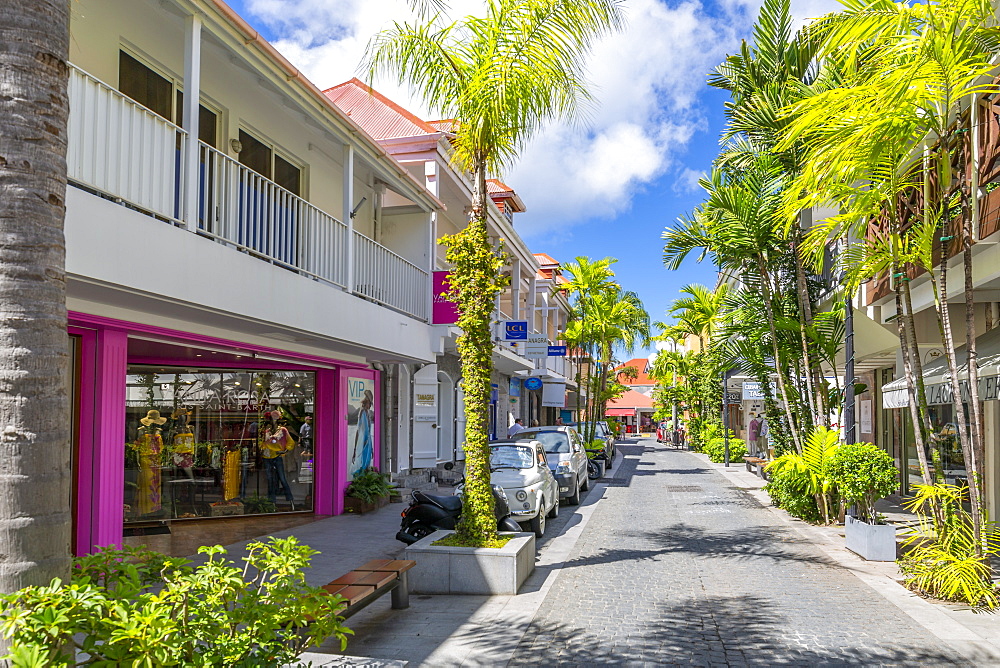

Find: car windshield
<box><xmin>490</xmin><ymin>445</ymin><xmax>535</xmax><ymax>470</ymax></box>
<box><xmin>578</xmin><ymin>422</ymin><xmax>606</xmax><ymax>436</ymax></box>
<box><xmin>516</xmin><ymin>430</ymin><xmax>569</xmax><ymax>454</ymax></box>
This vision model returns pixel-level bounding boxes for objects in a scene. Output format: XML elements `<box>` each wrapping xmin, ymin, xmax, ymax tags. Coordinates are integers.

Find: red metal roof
<box><xmin>614</xmin><ymin>358</ymin><xmax>656</xmax><ymax>386</ymax></box>
<box><xmin>324</xmin><ymin>79</ymin><xmax>440</xmax><ymax>140</ymax></box>
<box><xmin>534</xmin><ymin>252</ymin><xmax>558</xmax><ymax>267</ymax></box>
<box><xmin>607</xmin><ymin>388</ymin><xmax>654</xmax><ymax>409</ymax></box>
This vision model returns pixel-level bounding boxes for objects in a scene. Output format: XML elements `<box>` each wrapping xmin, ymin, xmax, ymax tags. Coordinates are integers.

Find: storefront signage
<box><xmin>524</xmin><ymin>337</ymin><xmax>549</xmax><ymax>359</ymax></box>
<box><xmin>504</xmin><ymin>321</ymin><xmax>528</xmax><ymax>340</ymax></box>
<box><xmin>548</xmin><ymin>345</ymin><xmax>567</xmax><ymax>356</ymax></box>
<box><xmin>509</xmin><ymin>377</ymin><xmax>521</xmax><ymax>397</ymax></box>
<box><xmin>432</xmin><ymin>271</ymin><xmax>459</xmax><ymax>325</ymax></box>
<box><xmin>742</xmin><ymin>382</ymin><xmax>764</xmax><ymax>400</ymax></box>
<box><xmin>542</xmin><ymin>381</ymin><xmax>566</xmax><ymax>407</ymax></box>
<box><xmin>416</xmin><ymin>393</ymin><xmax>436</xmax><ymax>406</ymax></box>
<box><xmin>524</xmin><ymin>377</ymin><xmax>543</xmax><ymax>391</ymax></box>
<box><xmin>346</xmin><ymin>376</ymin><xmax>376</xmax><ymax>478</ymax></box>
<box><xmin>725</xmin><ymin>391</ymin><xmax>741</xmax><ymax>403</ymax></box>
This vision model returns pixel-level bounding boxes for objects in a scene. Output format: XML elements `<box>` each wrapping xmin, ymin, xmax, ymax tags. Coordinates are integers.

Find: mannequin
<box><xmin>171</xmin><ymin>408</ymin><xmax>195</xmax><ymax>479</ymax></box>
<box><xmin>136</xmin><ymin>409</ymin><xmax>166</xmax><ymax>515</ymax></box>
<box><xmin>261</xmin><ymin>410</ymin><xmax>295</xmax><ymax>507</ymax></box>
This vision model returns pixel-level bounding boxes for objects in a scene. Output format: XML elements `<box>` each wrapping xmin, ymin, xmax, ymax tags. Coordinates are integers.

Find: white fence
<box><xmin>354</xmin><ymin>232</ymin><xmax>429</xmax><ymax>320</ymax></box>
<box><xmin>196</xmin><ymin>142</ymin><xmax>350</xmax><ymax>288</ymax></box>
<box><xmin>67</xmin><ymin>65</ymin><xmax>185</xmax><ymax>222</ymax></box>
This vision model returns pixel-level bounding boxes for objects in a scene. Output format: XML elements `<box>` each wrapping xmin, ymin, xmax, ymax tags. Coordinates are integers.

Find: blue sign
<box><xmin>509</xmin><ymin>378</ymin><xmax>521</xmax><ymax>397</ymax></box>
<box><xmin>524</xmin><ymin>377</ymin><xmax>543</xmax><ymax>391</ymax></box>
<box><xmin>504</xmin><ymin>321</ymin><xmax>528</xmax><ymax>340</ymax></box>
<box><xmin>548</xmin><ymin>345</ymin><xmax>567</xmax><ymax>356</ymax></box>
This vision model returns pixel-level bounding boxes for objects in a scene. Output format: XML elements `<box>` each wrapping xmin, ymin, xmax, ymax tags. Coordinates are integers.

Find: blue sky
<box><xmin>225</xmin><ymin>0</ymin><xmax>839</xmax><ymax>357</ymax></box>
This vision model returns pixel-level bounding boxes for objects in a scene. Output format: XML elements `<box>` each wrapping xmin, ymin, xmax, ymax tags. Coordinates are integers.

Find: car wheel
<box><xmin>581</xmin><ymin>470</ymin><xmax>590</xmax><ymax>491</ymax></box>
<box><xmin>566</xmin><ymin>478</ymin><xmax>581</xmax><ymax>506</ymax></box>
<box><xmin>548</xmin><ymin>496</ymin><xmax>559</xmax><ymax>518</ymax></box>
<box><xmin>530</xmin><ymin>501</ymin><xmax>546</xmax><ymax>537</ymax></box>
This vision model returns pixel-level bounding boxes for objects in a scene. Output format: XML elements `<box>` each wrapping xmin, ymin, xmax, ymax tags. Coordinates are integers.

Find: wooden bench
<box><xmin>743</xmin><ymin>456</ymin><xmax>768</xmax><ymax>479</ymax></box>
<box><xmin>321</xmin><ymin>559</ymin><xmax>415</xmax><ymax>620</ymax></box>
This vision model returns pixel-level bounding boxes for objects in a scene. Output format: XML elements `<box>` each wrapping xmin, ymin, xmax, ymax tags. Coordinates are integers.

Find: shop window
<box><xmin>123</xmin><ymin>367</ymin><xmax>316</xmax><ymax>523</ymax></box>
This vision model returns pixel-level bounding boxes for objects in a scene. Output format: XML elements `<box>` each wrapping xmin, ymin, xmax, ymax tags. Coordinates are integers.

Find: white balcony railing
<box><xmin>354</xmin><ymin>232</ymin><xmax>429</xmax><ymax>320</ymax></box>
<box><xmin>66</xmin><ymin>64</ymin><xmax>431</xmax><ymax>321</ymax></box>
<box><xmin>197</xmin><ymin>142</ymin><xmax>350</xmax><ymax>288</ymax></box>
<box><xmin>67</xmin><ymin>65</ymin><xmax>185</xmax><ymax>222</ymax></box>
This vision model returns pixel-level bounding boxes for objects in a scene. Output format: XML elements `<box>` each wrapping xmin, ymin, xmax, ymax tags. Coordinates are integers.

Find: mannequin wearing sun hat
<box><xmin>171</xmin><ymin>408</ymin><xmax>196</xmax><ymax>480</ymax></box>
<box><xmin>136</xmin><ymin>409</ymin><xmax>167</xmax><ymax>515</ymax></box>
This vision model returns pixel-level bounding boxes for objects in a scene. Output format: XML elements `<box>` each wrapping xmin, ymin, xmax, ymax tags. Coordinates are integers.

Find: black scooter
<box><xmin>395</xmin><ymin>484</ymin><xmax>522</xmax><ymax>544</ymax></box>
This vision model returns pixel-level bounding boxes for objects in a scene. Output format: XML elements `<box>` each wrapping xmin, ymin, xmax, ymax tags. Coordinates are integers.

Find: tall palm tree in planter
<box><xmin>0</xmin><ymin>0</ymin><xmax>72</xmax><ymax>594</ymax></box>
<box><xmin>365</xmin><ymin>0</ymin><xmax>624</xmax><ymax>545</ymax></box>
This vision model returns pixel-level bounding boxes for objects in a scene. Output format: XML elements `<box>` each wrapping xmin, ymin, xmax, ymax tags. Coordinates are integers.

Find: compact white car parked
<box><xmin>487</xmin><ymin>440</ymin><xmax>559</xmax><ymax>537</ymax></box>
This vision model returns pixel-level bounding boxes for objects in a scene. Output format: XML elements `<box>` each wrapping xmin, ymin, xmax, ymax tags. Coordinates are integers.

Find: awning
<box><xmin>606</xmin><ymin>408</ymin><xmax>635</xmax><ymax>417</ymax></box>
<box><xmin>881</xmin><ymin>325</ymin><xmax>1000</xmax><ymax>408</ymax></box>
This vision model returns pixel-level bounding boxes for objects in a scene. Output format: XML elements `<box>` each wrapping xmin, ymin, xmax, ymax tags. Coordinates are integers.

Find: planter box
<box><xmin>845</xmin><ymin>515</ymin><xmax>898</xmax><ymax>561</ymax></box>
<box><xmin>344</xmin><ymin>495</ymin><xmax>389</xmax><ymax>514</ymax></box>
<box><xmin>404</xmin><ymin>530</ymin><xmax>535</xmax><ymax>595</ymax></box>
<box><xmin>208</xmin><ymin>502</ymin><xmax>244</xmax><ymax>517</ymax></box>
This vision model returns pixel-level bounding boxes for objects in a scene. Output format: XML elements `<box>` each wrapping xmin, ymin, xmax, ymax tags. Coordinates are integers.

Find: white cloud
<box><xmin>239</xmin><ymin>0</ymin><xmax>833</xmax><ymax>236</ymax></box>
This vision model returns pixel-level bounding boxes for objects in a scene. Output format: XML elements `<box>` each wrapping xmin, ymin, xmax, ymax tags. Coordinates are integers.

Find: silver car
<box><xmin>510</xmin><ymin>426</ymin><xmax>589</xmax><ymax>506</ymax></box>
<box><xmin>487</xmin><ymin>440</ymin><xmax>559</xmax><ymax>537</ymax></box>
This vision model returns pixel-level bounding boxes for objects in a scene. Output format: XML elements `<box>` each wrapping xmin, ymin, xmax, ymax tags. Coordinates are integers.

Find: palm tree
<box><xmin>364</xmin><ymin>0</ymin><xmax>624</xmax><ymax>544</ymax></box>
<box><xmin>669</xmin><ymin>283</ymin><xmax>728</xmax><ymax>352</ymax></box>
<box><xmin>0</xmin><ymin>0</ymin><xmax>72</xmax><ymax>594</ymax></box>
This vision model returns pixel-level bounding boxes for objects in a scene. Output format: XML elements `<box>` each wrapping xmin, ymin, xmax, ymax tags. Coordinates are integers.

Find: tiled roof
<box><xmin>607</xmin><ymin>388</ymin><xmax>654</xmax><ymax>409</ymax></box>
<box><xmin>488</xmin><ymin>179</ymin><xmax>514</xmax><ymax>194</ymax></box>
<box><xmin>614</xmin><ymin>358</ymin><xmax>656</xmax><ymax>386</ymax></box>
<box><xmin>324</xmin><ymin>78</ymin><xmax>439</xmax><ymax>140</ymax></box>
<box><xmin>533</xmin><ymin>252</ymin><xmax>558</xmax><ymax>267</ymax></box>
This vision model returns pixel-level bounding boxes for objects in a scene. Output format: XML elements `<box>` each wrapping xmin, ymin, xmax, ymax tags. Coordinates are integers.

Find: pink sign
<box><xmin>432</xmin><ymin>271</ymin><xmax>460</xmax><ymax>325</ymax></box>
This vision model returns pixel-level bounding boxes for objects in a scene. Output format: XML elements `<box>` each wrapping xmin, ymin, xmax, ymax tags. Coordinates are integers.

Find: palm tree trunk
<box><xmin>452</xmin><ymin>163</ymin><xmax>501</xmax><ymax>543</ymax></box>
<box><xmin>896</xmin><ymin>272</ymin><xmax>933</xmax><ymax>486</ymax></box>
<box><xmin>0</xmin><ymin>0</ymin><xmax>72</xmax><ymax>596</ymax></box>
<box><xmin>790</xmin><ymin>233</ymin><xmax>821</xmax><ymax>427</ymax></box>
<box><xmin>758</xmin><ymin>261</ymin><xmax>803</xmax><ymax>453</ymax></box>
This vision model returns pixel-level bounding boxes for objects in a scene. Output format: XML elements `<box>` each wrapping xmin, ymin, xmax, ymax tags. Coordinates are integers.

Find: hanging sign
<box><xmin>524</xmin><ymin>377</ymin><xmax>543</xmax><ymax>391</ymax></box>
<box><xmin>509</xmin><ymin>377</ymin><xmax>521</xmax><ymax>397</ymax></box>
<box><xmin>725</xmin><ymin>392</ymin><xmax>742</xmax><ymax>403</ymax></box>
<box><xmin>524</xmin><ymin>337</ymin><xmax>549</xmax><ymax>359</ymax></box>
<box><xmin>432</xmin><ymin>271</ymin><xmax>459</xmax><ymax>325</ymax></box>
<box><xmin>742</xmin><ymin>382</ymin><xmax>764</xmax><ymax>400</ymax></box>
<box><xmin>542</xmin><ymin>381</ymin><xmax>566</xmax><ymax>407</ymax></box>
<box><xmin>548</xmin><ymin>345</ymin><xmax>567</xmax><ymax>356</ymax></box>
<box><xmin>504</xmin><ymin>321</ymin><xmax>528</xmax><ymax>340</ymax></box>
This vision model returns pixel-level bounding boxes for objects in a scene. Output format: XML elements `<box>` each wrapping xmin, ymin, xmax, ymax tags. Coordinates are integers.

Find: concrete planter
<box><xmin>403</xmin><ymin>530</ymin><xmax>535</xmax><ymax>595</ymax></box>
<box><xmin>845</xmin><ymin>515</ymin><xmax>897</xmax><ymax>562</ymax></box>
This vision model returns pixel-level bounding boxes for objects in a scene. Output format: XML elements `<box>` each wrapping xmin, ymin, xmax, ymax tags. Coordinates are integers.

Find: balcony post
<box><xmin>344</xmin><ymin>143</ymin><xmax>355</xmax><ymax>292</ymax></box>
<box><xmin>511</xmin><ymin>259</ymin><xmax>521</xmax><ymax>319</ymax></box>
<box><xmin>425</xmin><ymin>160</ymin><xmax>439</xmax><ymax>320</ymax></box>
<box><xmin>181</xmin><ymin>13</ymin><xmax>202</xmax><ymax>229</ymax></box>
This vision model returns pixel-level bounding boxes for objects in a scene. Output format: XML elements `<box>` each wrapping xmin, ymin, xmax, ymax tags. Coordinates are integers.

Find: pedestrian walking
<box><xmin>508</xmin><ymin>418</ymin><xmax>524</xmax><ymax>438</ymax></box>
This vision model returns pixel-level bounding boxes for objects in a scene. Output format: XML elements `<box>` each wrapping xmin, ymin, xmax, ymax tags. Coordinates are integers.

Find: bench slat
<box><xmin>356</xmin><ymin>559</ymin><xmax>394</xmax><ymax>572</ymax></box>
<box><xmin>354</xmin><ymin>571</ymin><xmax>398</xmax><ymax>588</ymax></box>
<box><xmin>330</xmin><ymin>571</ymin><xmax>370</xmax><ymax>586</ymax></box>
<box><xmin>366</xmin><ymin>559</ymin><xmax>416</xmax><ymax>573</ymax></box>
<box><xmin>323</xmin><ymin>584</ymin><xmax>376</xmax><ymax>606</ymax></box>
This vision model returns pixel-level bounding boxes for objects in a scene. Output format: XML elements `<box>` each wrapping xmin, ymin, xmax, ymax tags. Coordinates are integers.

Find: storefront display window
<box><xmin>123</xmin><ymin>366</ymin><xmax>316</xmax><ymax>523</ymax></box>
<box><xmin>902</xmin><ymin>403</ymin><xmax>970</xmax><ymax>489</ymax></box>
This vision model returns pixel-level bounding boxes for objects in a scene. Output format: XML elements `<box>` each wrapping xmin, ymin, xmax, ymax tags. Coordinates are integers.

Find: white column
<box><xmin>181</xmin><ymin>13</ymin><xmax>202</xmax><ymax>229</ymax></box>
<box><xmin>511</xmin><ymin>259</ymin><xmax>521</xmax><ymax>319</ymax></box>
<box><xmin>343</xmin><ymin>144</ymin><xmax>355</xmax><ymax>292</ymax></box>
<box><xmin>528</xmin><ymin>275</ymin><xmax>538</xmax><ymax>332</ymax></box>
<box><xmin>425</xmin><ymin>161</ymin><xmax>439</xmax><ymax>319</ymax></box>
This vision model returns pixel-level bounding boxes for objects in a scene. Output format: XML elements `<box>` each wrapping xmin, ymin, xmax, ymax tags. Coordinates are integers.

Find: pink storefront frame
<box><xmin>68</xmin><ymin>311</ymin><xmax>378</xmax><ymax>555</ymax></box>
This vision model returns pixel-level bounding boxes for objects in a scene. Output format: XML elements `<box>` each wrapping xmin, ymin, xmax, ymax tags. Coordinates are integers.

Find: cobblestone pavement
<box><xmin>505</xmin><ymin>439</ymin><xmax>972</xmax><ymax>667</ymax></box>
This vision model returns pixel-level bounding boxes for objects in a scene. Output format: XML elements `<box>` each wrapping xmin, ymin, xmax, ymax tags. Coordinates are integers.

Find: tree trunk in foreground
<box><xmin>0</xmin><ymin>0</ymin><xmax>72</xmax><ymax>594</ymax></box>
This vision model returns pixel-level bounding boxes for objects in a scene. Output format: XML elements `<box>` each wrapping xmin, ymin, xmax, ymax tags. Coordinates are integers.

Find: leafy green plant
<box><xmin>243</xmin><ymin>494</ymin><xmax>277</xmax><ymax>514</ymax></box>
<box><xmin>702</xmin><ymin>437</ymin><xmax>747</xmax><ymax>463</ymax></box>
<box><xmin>829</xmin><ymin>441</ymin><xmax>898</xmax><ymax>525</ymax></box>
<box><xmin>0</xmin><ymin>538</ymin><xmax>352</xmax><ymax>666</ymax></box>
<box><xmin>345</xmin><ymin>467</ymin><xmax>392</xmax><ymax>504</ymax></box>
<box><xmin>764</xmin><ymin>471</ymin><xmax>822</xmax><ymax>523</ymax></box>
<box><xmin>899</xmin><ymin>484</ymin><xmax>1000</xmax><ymax>610</ymax></box>
<box><xmin>765</xmin><ymin>426</ymin><xmax>840</xmax><ymax>524</ymax></box>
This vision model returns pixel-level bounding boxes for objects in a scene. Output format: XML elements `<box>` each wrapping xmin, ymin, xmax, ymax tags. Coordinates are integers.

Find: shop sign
<box><xmin>542</xmin><ymin>381</ymin><xmax>566</xmax><ymax>407</ymax></box>
<box><xmin>504</xmin><ymin>321</ymin><xmax>528</xmax><ymax>340</ymax></box>
<box><xmin>416</xmin><ymin>393</ymin><xmax>436</xmax><ymax>407</ymax></box>
<box><xmin>432</xmin><ymin>271</ymin><xmax>459</xmax><ymax>325</ymax></box>
<box><xmin>524</xmin><ymin>337</ymin><xmax>549</xmax><ymax>359</ymax></box>
<box><xmin>548</xmin><ymin>345</ymin><xmax>567</xmax><ymax>356</ymax></box>
<box><xmin>524</xmin><ymin>377</ymin><xmax>543</xmax><ymax>391</ymax></box>
<box><xmin>725</xmin><ymin>391</ymin><xmax>741</xmax><ymax>403</ymax></box>
<box><xmin>509</xmin><ymin>377</ymin><xmax>521</xmax><ymax>397</ymax></box>
<box><xmin>491</xmin><ymin>384</ymin><xmax>499</xmax><ymax>402</ymax></box>
<box><xmin>742</xmin><ymin>382</ymin><xmax>764</xmax><ymax>400</ymax></box>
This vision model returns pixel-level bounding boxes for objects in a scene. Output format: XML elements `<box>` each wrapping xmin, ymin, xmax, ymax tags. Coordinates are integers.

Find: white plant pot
<box><xmin>403</xmin><ymin>530</ymin><xmax>535</xmax><ymax>595</ymax></box>
<box><xmin>844</xmin><ymin>515</ymin><xmax>897</xmax><ymax>562</ymax></box>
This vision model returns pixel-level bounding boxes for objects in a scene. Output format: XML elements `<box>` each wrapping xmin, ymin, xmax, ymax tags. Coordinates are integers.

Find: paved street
<box><xmin>303</xmin><ymin>437</ymin><xmax>1000</xmax><ymax>667</ymax></box>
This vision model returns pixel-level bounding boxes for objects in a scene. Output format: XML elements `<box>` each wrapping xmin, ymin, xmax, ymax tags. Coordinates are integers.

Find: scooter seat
<box><xmin>415</xmin><ymin>491</ymin><xmax>463</xmax><ymax>512</ymax></box>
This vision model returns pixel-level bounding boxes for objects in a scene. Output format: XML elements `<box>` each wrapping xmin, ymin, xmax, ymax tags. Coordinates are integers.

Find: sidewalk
<box><xmin>699</xmin><ymin>452</ymin><xmax>1000</xmax><ymax>665</ymax></box>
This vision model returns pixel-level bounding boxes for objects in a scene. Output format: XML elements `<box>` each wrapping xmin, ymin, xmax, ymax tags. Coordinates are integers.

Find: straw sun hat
<box><xmin>140</xmin><ymin>409</ymin><xmax>168</xmax><ymax>426</ymax></box>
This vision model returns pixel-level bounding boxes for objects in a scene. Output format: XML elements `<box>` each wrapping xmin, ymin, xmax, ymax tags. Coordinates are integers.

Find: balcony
<box><xmin>65</xmin><ymin>65</ymin><xmax>428</xmax><ymax>321</ymax></box>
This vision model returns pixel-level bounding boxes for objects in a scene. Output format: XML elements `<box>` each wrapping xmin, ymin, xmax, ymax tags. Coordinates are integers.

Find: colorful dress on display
<box><xmin>136</xmin><ymin>431</ymin><xmax>163</xmax><ymax>515</ymax></box>
<box><xmin>172</xmin><ymin>432</ymin><xmax>195</xmax><ymax>468</ymax></box>
<box><xmin>352</xmin><ymin>410</ymin><xmax>373</xmax><ymax>477</ymax></box>
<box><xmin>223</xmin><ymin>448</ymin><xmax>241</xmax><ymax>500</ymax></box>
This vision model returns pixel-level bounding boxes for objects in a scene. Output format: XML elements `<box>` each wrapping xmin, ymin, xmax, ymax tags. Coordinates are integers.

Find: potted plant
<box><xmin>830</xmin><ymin>441</ymin><xmax>899</xmax><ymax>561</ymax></box>
<box><xmin>344</xmin><ymin>467</ymin><xmax>392</xmax><ymax>514</ymax></box>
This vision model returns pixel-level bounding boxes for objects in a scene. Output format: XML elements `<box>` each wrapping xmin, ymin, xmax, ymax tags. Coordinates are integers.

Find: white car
<box><xmin>487</xmin><ymin>440</ymin><xmax>559</xmax><ymax>537</ymax></box>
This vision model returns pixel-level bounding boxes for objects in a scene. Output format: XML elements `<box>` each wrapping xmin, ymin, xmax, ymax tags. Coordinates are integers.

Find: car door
<box><xmin>536</xmin><ymin>444</ymin><xmax>556</xmax><ymax>512</ymax></box>
<box><xmin>569</xmin><ymin>429</ymin><xmax>587</xmax><ymax>482</ymax></box>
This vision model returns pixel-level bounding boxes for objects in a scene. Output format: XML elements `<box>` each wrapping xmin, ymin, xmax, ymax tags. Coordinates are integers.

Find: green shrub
<box><xmin>898</xmin><ymin>483</ymin><xmax>1000</xmax><ymax>610</ymax></box>
<box><xmin>702</xmin><ymin>437</ymin><xmax>747</xmax><ymax>463</ymax></box>
<box><xmin>764</xmin><ymin>471</ymin><xmax>822</xmax><ymax>523</ymax></box>
<box><xmin>0</xmin><ymin>537</ymin><xmax>352</xmax><ymax>666</ymax></box>
<box><xmin>346</xmin><ymin>467</ymin><xmax>393</xmax><ymax>503</ymax></box>
<box><xmin>764</xmin><ymin>426</ymin><xmax>840</xmax><ymax>524</ymax></box>
<box><xmin>829</xmin><ymin>441</ymin><xmax>897</xmax><ymax>524</ymax></box>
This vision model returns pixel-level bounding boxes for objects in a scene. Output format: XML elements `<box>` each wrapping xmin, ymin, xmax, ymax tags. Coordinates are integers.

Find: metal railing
<box><xmin>354</xmin><ymin>232</ymin><xmax>429</xmax><ymax>319</ymax></box>
<box><xmin>196</xmin><ymin>142</ymin><xmax>349</xmax><ymax>288</ymax></box>
<box><xmin>67</xmin><ymin>65</ymin><xmax>185</xmax><ymax>222</ymax></box>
